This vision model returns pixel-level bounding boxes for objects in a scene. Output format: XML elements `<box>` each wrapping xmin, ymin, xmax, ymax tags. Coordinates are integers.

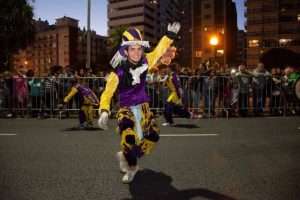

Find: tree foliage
<box><xmin>0</xmin><ymin>0</ymin><xmax>35</xmax><ymax>70</ymax></box>
<box><xmin>107</xmin><ymin>25</ymin><xmax>129</xmax><ymax>52</ymax></box>
<box><xmin>260</xmin><ymin>48</ymin><xmax>300</xmax><ymax>70</ymax></box>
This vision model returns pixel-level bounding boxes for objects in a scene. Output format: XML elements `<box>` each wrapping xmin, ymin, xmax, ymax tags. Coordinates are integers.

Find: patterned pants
<box><xmin>116</xmin><ymin>103</ymin><xmax>159</xmax><ymax>166</ymax></box>
<box><xmin>79</xmin><ymin>103</ymin><xmax>93</xmax><ymax>124</ymax></box>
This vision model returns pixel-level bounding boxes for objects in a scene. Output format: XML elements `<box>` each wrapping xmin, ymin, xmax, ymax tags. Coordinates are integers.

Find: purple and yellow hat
<box><xmin>119</xmin><ymin>28</ymin><xmax>150</xmax><ymax>57</ymax></box>
<box><xmin>110</xmin><ymin>28</ymin><xmax>150</xmax><ymax>68</ymax></box>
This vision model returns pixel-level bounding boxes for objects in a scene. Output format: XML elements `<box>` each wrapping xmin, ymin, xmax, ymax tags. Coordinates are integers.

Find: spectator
<box><xmin>28</xmin><ymin>75</ymin><xmax>43</xmax><ymax>118</ymax></box>
<box><xmin>178</xmin><ymin>67</ymin><xmax>190</xmax><ymax>107</ymax></box>
<box><xmin>230</xmin><ymin>81</ymin><xmax>239</xmax><ymax>117</ymax></box>
<box><xmin>205</xmin><ymin>56</ymin><xmax>219</xmax><ymax>71</ymax></box>
<box><xmin>270</xmin><ymin>68</ymin><xmax>282</xmax><ymax>116</ymax></box>
<box><xmin>203</xmin><ymin>69</ymin><xmax>217</xmax><ymax>118</ymax></box>
<box><xmin>13</xmin><ymin>67</ymin><xmax>29</xmax><ymax>117</ymax></box>
<box><xmin>236</xmin><ymin>65</ymin><xmax>252</xmax><ymax>117</ymax></box>
<box><xmin>2</xmin><ymin>71</ymin><xmax>15</xmax><ymax>117</ymax></box>
<box><xmin>41</xmin><ymin>69</ymin><xmax>57</xmax><ymax>116</ymax></box>
<box><xmin>57</xmin><ymin>65</ymin><xmax>74</xmax><ymax>118</ymax></box>
<box><xmin>189</xmin><ymin>69</ymin><xmax>203</xmax><ymax>116</ymax></box>
<box><xmin>252</xmin><ymin>62</ymin><xmax>271</xmax><ymax>116</ymax></box>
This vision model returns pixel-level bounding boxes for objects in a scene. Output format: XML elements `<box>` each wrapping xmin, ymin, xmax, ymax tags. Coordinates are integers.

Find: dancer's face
<box><xmin>125</xmin><ymin>45</ymin><xmax>143</xmax><ymax>64</ymax></box>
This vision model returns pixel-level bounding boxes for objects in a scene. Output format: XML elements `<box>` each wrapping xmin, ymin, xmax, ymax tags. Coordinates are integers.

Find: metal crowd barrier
<box><xmin>0</xmin><ymin>75</ymin><xmax>299</xmax><ymax>119</ymax></box>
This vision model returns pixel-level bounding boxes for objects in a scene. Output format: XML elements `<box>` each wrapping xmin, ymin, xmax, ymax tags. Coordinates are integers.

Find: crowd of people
<box><xmin>0</xmin><ymin>62</ymin><xmax>299</xmax><ymax>119</ymax></box>
<box><xmin>0</xmin><ymin>21</ymin><xmax>299</xmax><ymax>184</ymax></box>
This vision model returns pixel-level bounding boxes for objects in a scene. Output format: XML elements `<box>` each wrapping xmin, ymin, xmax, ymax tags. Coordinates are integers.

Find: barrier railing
<box><xmin>0</xmin><ymin>75</ymin><xmax>299</xmax><ymax>118</ymax></box>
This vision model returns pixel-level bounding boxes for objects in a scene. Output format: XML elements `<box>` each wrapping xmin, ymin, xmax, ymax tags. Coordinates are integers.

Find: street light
<box><xmin>210</xmin><ymin>36</ymin><xmax>218</xmax><ymax>58</ymax></box>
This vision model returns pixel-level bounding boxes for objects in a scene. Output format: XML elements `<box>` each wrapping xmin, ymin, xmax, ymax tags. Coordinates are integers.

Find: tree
<box><xmin>107</xmin><ymin>25</ymin><xmax>129</xmax><ymax>52</ymax></box>
<box><xmin>0</xmin><ymin>0</ymin><xmax>35</xmax><ymax>71</ymax></box>
<box><xmin>260</xmin><ymin>48</ymin><xmax>300</xmax><ymax>70</ymax></box>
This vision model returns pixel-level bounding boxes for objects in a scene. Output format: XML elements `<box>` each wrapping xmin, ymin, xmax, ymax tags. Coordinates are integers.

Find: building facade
<box><xmin>13</xmin><ymin>17</ymin><xmax>107</xmax><ymax>75</ymax></box>
<box><xmin>245</xmin><ymin>0</ymin><xmax>300</xmax><ymax>69</ymax></box>
<box><xmin>237</xmin><ymin>30</ymin><xmax>246</xmax><ymax>65</ymax></box>
<box><xmin>108</xmin><ymin>0</ymin><xmax>189</xmax><ymax>66</ymax></box>
<box><xmin>192</xmin><ymin>0</ymin><xmax>237</xmax><ymax>70</ymax></box>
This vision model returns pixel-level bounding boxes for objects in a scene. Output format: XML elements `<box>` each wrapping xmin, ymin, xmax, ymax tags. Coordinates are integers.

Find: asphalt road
<box><xmin>0</xmin><ymin>117</ymin><xmax>299</xmax><ymax>200</ymax></box>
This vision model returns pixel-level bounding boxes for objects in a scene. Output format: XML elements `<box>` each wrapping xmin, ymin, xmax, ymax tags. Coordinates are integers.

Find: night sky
<box><xmin>33</xmin><ymin>0</ymin><xmax>245</xmax><ymax>36</ymax></box>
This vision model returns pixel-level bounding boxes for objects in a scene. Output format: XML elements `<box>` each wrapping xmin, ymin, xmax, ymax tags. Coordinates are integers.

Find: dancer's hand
<box><xmin>98</xmin><ymin>111</ymin><xmax>109</xmax><ymax>130</ymax></box>
<box><xmin>167</xmin><ymin>22</ymin><xmax>181</xmax><ymax>35</ymax></box>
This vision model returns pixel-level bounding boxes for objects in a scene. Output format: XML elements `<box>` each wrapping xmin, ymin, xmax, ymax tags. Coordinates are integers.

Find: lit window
<box><xmin>249</xmin><ymin>40</ymin><xmax>259</xmax><ymax>47</ymax></box>
<box><xmin>217</xmin><ymin>49</ymin><xmax>224</xmax><ymax>55</ymax></box>
<box><xmin>298</xmin><ymin>14</ymin><xmax>300</xmax><ymax>21</ymax></box>
<box><xmin>279</xmin><ymin>38</ymin><xmax>292</xmax><ymax>46</ymax></box>
<box><xmin>217</xmin><ymin>28</ymin><xmax>224</xmax><ymax>34</ymax></box>
<box><xmin>195</xmin><ymin>51</ymin><xmax>202</xmax><ymax>58</ymax></box>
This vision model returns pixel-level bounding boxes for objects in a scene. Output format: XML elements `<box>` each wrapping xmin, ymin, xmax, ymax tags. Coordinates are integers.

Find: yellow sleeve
<box><xmin>146</xmin><ymin>36</ymin><xmax>173</xmax><ymax>69</ymax></box>
<box><xmin>99</xmin><ymin>72</ymin><xmax>119</xmax><ymax>115</ymax></box>
<box><xmin>64</xmin><ymin>87</ymin><xmax>78</xmax><ymax>103</ymax></box>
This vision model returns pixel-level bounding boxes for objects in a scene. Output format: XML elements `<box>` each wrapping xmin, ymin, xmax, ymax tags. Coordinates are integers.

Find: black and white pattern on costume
<box><xmin>129</xmin><ymin>63</ymin><xmax>148</xmax><ymax>85</ymax></box>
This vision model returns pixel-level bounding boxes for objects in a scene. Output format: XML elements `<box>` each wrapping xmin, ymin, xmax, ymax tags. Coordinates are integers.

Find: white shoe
<box><xmin>116</xmin><ymin>151</ymin><xmax>129</xmax><ymax>174</ymax></box>
<box><xmin>161</xmin><ymin>122</ymin><xmax>170</xmax><ymax>126</ymax></box>
<box><xmin>85</xmin><ymin>122</ymin><xmax>93</xmax><ymax>128</ymax></box>
<box><xmin>122</xmin><ymin>166</ymin><xmax>139</xmax><ymax>184</ymax></box>
<box><xmin>75</xmin><ymin>124</ymin><xmax>85</xmax><ymax>130</ymax></box>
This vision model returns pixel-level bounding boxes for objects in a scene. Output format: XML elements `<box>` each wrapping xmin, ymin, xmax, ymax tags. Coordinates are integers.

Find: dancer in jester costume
<box><xmin>98</xmin><ymin>22</ymin><xmax>181</xmax><ymax>183</ymax></box>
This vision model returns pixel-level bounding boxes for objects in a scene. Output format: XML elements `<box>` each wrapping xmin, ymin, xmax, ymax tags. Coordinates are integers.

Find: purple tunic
<box><xmin>75</xmin><ymin>84</ymin><xmax>98</xmax><ymax>105</ymax></box>
<box><xmin>115</xmin><ymin>58</ymin><xmax>150</xmax><ymax>107</ymax></box>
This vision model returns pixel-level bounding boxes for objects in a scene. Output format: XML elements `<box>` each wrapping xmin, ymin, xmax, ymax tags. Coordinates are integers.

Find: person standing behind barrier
<box><xmin>2</xmin><ymin>71</ymin><xmax>15</xmax><ymax>118</ymax></box>
<box><xmin>162</xmin><ymin>63</ymin><xmax>194</xmax><ymax>126</ymax></box>
<box><xmin>28</xmin><ymin>76</ymin><xmax>42</xmax><ymax>118</ymax></box>
<box><xmin>13</xmin><ymin>67</ymin><xmax>29</xmax><ymax>118</ymax></box>
<box><xmin>203</xmin><ymin>69</ymin><xmax>217</xmax><ymax>118</ymax></box>
<box><xmin>41</xmin><ymin>69</ymin><xmax>58</xmax><ymax>117</ymax></box>
<box><xmin>252</xmin><ymin>62</ymin><xmax>271</xmax><ymax>116</ymax></box>
<box><xmin>270</xmin><ymin>68</ymin><xmax>282</xmax><ymax>116</ymax></box>
<box><xmin>57</xmin><ymin>65</ymin><xmax>74</xmax><ymax>118</ymax></box>
<box><xmin>178</xmin><ymin>67</ymin><xmax>190</xmax><ymax>107</ymax></box>
<box><xmin>216</xmin><ymin>67</ymin><xmax>229</xmax><ymax>117</ymax></box>
<box><xmin>236</xmin><ymin>65</ymin><xmax>253</xmax><ymax>117</ymax></box>
<box><xmin>189</xmin><ymin>69</ymin><xmax>204</xmax><ymax>116</ymax></box>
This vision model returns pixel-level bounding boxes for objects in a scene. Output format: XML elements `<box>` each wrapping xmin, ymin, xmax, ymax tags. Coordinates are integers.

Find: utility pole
<box><xmin>191</xmin><ymin>0</ymin><xmax>194</xmax><ymax>70</ymax></box>
<box><xmin>86</xmin><ymin>0</ymin><xmax>91</xmax><ymax>68</ymax></box>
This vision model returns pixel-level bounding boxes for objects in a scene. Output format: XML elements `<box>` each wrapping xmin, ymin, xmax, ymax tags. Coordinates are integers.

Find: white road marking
<box><xmin>160</xmin><ymin>134</ymin><xmax>218</xmax><ymax>137</ymax></box>
<box><xmin>0</xmin><ymin>133</ymin><xmax>18</xmax><ymax>136</ymax></box>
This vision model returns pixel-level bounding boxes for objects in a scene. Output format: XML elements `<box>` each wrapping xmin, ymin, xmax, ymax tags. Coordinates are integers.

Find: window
<box><xmin>204</xmin><ymin>26</ymin><xmax>211</xmax><ymax>31</ymax></box>
<box><xmin>249</xmin><ymin>40</ymin><xmax>259</xmax><ymax>47</ymax></box>
<box><xmin>204</xmin><ymin>14</ymin><xmax>211</xmax><ymax>20</ymax></box>
<box><xmin>204</xmin><ymin>3</ymin><xmax>211</xmax><ymax>9</ymax></box>
<box><xmin>217</xmin><ymin>28</ymin><xmax>224</xmax><ymax>34</ymax></box>
<box><xmin>279</xmin><ymin>38</ymin><xmax>292</xmax><ymax>46</ymax></box>
<box><xmin>195</xmin><ymin>51</ymin><xmax>202</xmax><ymax>58</ymax></box>
<box><xmin>216</xmin><ymin>49</ymin><xmax>224</xmax><ymax>55</ymax></box>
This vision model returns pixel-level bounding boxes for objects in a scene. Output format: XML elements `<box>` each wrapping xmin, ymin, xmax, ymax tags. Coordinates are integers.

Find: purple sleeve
<box><xmin>172</xmin><ymin>73</ymin><xmax>183</xmax><ymax>98</ymax></box>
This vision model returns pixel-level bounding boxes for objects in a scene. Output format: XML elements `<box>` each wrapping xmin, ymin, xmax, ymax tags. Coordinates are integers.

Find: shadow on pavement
<box><xmin>60</xmin><ymin>127</ymin><xmax>103</xmax><ymax>131</ymax></box>
<box><xmin>171</xmin><ymin>124</ymin><xmax>200</xmax><ymax>129</ymax></box>
<box><xmin>123</xmin><ymin>169</ymin><xmax>237</xmax><ymax>200</ymax></box>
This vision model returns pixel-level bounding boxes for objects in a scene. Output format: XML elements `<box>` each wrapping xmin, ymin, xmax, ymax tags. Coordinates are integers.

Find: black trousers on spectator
<box><xmin>239</xmin><ymin>93</ymin><xmax>249</xmax><ymax>117</ymax></box>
